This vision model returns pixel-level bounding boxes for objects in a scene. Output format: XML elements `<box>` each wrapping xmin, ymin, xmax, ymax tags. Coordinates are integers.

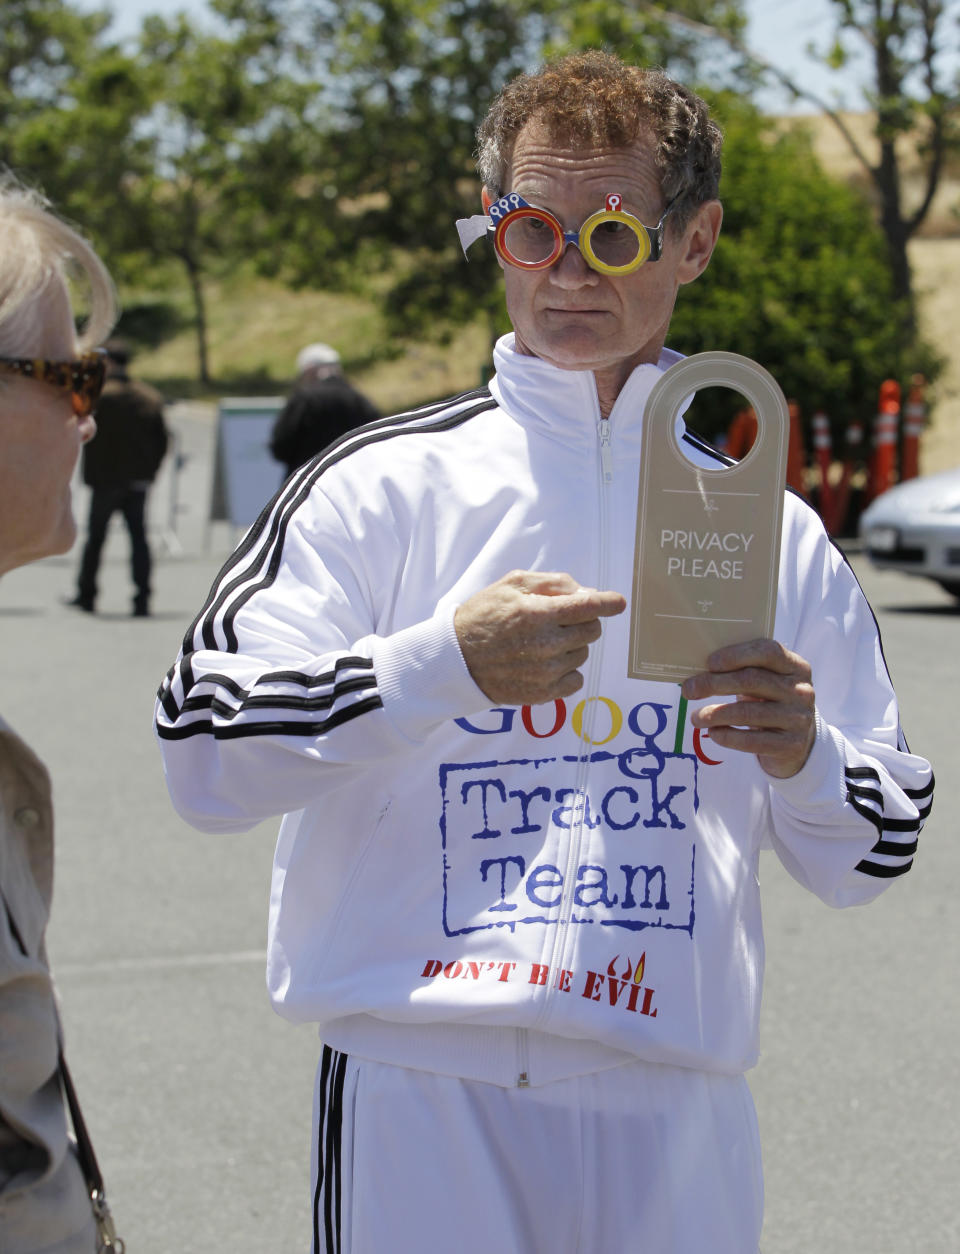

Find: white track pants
<box><xmin>311</xmin><ymin>1046</ymin><xmax>763</xmax><ymax>1254</ymax></box>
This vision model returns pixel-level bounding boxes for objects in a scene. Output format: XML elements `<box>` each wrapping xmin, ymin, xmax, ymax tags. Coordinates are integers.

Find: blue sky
<box><xmin>76</xmin><ymin>0</ymin><xmax>869</xmax><ymax>114</ymax></box>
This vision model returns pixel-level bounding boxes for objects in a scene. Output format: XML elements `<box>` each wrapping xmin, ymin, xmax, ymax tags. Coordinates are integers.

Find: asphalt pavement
<box><xmin>0</xmin><ymin>403</ymin><xmax>956</xmax><ymax>1253</ymax></box>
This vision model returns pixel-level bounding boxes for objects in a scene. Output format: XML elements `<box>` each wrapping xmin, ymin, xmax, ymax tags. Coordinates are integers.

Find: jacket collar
<box><xmin>488</xmin><ymin>333</ymin><xmax>685</xmax><ymax>454</ymax></box>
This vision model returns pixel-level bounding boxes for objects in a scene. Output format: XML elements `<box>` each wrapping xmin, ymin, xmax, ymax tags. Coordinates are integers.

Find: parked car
<box><xmin>858</xmin><ymin>465</ymin><xmax>960</xmax><ymax>599</ymax></box>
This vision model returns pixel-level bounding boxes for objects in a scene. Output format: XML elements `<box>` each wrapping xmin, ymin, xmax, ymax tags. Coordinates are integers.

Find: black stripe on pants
<box><xmin>314</xmin><ymin>1046</ymin><xmax>348</xmax><ymax>1254</ymax></box>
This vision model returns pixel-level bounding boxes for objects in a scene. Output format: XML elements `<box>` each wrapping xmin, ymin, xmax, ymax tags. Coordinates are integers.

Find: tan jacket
<box><xmin>0</xmin><ymin>718</ymin><xmax>94</xmax><ymax>1253</ymax></box>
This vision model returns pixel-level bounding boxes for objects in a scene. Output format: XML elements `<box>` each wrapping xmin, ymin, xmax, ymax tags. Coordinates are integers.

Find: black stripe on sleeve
<box><xmin>847</xmin><ymin>752</ymin><xmax>937</xmax><ymax>882</ymax></box>
<box><xmin>681</xmin><ymin>428</ymin><xmax>735</xmax><ymax>466</ymax></box>
<box><xmin>846</xmin><ymin>782</ymin><xmax>885</xmax><ymax>807</ymax></box>
<box><xmin>188</xmin><ymin>392</ymin><xmax>497</xmax><ymax>658</ymax></box>
<box><xmin>191</xmin><ymin>389</ymin><xmax>492</xmax><ymax>653</ymax></box>
<box><xmin>158</xmin><ymin>693</ymin><xmax>384</xmax><ymax>741</ymax></box>
<box><xmin>176</xmin><ymin>662</ymin><xmax>376</xmax><ymax>714</ymax></box>
<box><xmin>845</xmin><ymin>765</ymin><xmax>924</xmax><ymax>879</ymax></box>
<box><xmin>156</xmin><ymin>657</ymin><xmax>381</xmax><ymax>741</ymax></box>
<box><xmin>176</xmin><ymin>674</ymin><xmax>378</xmax><ymax>719</ymax></box>
<box><xmin>882</xmin><ymin>813</ymin><xmax>929</xmax><ymax>833</ymax></box>
<box><xmin>159</xmin><ymin>392</ymin><xmax>498</xmax><ymax>738</ymax></box>
<box><xmin>847</xmin><ymin>794</ymin><xmax>884</xmax><ymax>837</ymax></box>
<box><xmin>830</xmin><ymin>547</ymin><xmax>913</xmax><ymax>751</ymax></box>
<box><xmin>854</xmin><ymin>856</ymin><xmax>914</xmax><ymax>879</ymax></box>
<box><xmin>905</xmin><ymin>777</ymin><xmax>935</xmax><ymax>802</ymax></box>
<box><xmin>870</xmin><ymin>837</ymin><xmax>919</xmax><ymax>858</ymax></box>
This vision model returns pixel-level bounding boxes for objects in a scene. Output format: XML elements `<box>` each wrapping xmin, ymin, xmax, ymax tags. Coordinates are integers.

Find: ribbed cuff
<box><xmin>767</xmin><ymin>711</ymin><xmax>847</xmax><ymax>811</ymax></box>
<box><xmin>369</xmin><ymin>604</ymin><xmax>490</xmax><ymax>743</ymax></box>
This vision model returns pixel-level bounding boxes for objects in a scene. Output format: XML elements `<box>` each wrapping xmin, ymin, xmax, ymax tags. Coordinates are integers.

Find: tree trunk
<box><xmin>182</xmin><ymin>251</ymin><xmax>211</xmax><ymax>386</ymax></box>
<box><xmin>669</xmin><ymin>2</ymin><xmax>948</xmax><ymax>346</ymax></box>
<box><xmin>876</xmin><ymin>158</ymin><xmax>915</xmax><ymax>328</ymax></box>
<box><xmin>872</xmin><ymin>7</ymin><xmax>916</xmax><ymax>334</ymax></box>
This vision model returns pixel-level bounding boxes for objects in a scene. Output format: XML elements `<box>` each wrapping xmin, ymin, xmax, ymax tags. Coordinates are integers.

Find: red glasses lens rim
<box><xmin>493</xmin><ymin>206</ymin><xmax>564</xmax><ymax>270</ymax></box>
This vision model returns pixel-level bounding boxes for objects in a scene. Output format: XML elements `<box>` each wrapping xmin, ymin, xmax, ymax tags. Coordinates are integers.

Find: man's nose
<box><xmin>551</xmin><ymin>238</ymin><xmax>599</xmax><ymax>285</ymax></box>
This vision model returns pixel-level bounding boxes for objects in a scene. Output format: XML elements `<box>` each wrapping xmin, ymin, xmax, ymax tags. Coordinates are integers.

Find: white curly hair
<box><xmin>0</xmin><ymin>171</ymin><xmax>117</xmax><ymax>358</ymax></box>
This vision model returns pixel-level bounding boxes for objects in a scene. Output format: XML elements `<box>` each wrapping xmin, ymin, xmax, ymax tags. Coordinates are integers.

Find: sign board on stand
<box><xmin>208</xmin><ymin>398</ymin><xmax>286</xmax><ymax>542</ymax></box>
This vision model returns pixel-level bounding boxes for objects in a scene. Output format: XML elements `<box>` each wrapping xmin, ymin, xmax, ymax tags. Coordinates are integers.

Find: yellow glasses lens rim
<box><xmin>579</xmin><ymin>208</ymin><xmax>650</xmax><ymax>275</ymax></box>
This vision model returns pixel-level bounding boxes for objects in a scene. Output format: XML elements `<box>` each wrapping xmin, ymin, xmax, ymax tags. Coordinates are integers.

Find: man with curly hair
<box><xmin>157</xmin><ymin>51</ymin><xmax>931</xmax><ymax>1253</ymax></box>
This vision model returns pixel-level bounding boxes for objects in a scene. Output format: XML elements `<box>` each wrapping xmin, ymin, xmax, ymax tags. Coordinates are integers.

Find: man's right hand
<box><xmin>454</xmin><ymin>571</ymin><xmax>626</xmax><ymax>706</ymax></box>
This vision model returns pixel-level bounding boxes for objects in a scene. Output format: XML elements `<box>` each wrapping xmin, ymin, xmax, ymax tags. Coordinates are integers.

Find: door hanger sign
<box><xmin>628</xmin><ymin>352</ymin><xmax>788</xmax><ymax>683</ymax></box>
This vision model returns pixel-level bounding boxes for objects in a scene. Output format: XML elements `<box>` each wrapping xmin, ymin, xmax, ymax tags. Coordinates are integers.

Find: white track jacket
<box><xmin>156</xmin><ymin>335</ymin><xmax>932</xmax><ymax>1089</ymax></box>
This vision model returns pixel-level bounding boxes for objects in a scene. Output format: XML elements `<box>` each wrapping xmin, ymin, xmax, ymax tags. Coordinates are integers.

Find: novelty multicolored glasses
<box><xmin>456</xmin><ymin>193</ymin><xmax>675</xmax><ymax>276</ymax></box>
<box><xmin>0</xmin><ymin>350</ymin><xmax>107</xmax><ymax>418</ymax></box>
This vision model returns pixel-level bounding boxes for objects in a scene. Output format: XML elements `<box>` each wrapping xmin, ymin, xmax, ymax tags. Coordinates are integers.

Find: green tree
<box><xmin>2</xmin><ymin>0</ymin><xmax>320</xmax><ymax>382</ymax></box>
<box><xmin>548</xmin><ymin>0</ymin><xmax>749</xmax><ymax>71</ymax></box>
<box><xmin>815</xmin><ymin>0</ymin><xmax>957</xmax><ymax>328</ymax></box>
<box><xmin>665</xmin><ymin>97</ymin><xmax>942</xmax><ymax>440</ymax></box>
<box><xmin>127</xmin><ymin>0</ymin><xmax>317</xmax><ymax>382</ymax></box>
<box><xmin>0</xmin><ymin>0</ymin><xmax>110</xmax><ymax>130</ymax></box>
<box><xmin>273</xmin><ymin>0</ymin><xmax>747</xmax><ymax>341</ymax></box>
<box><xmin>673</xmin><ymin>0</ymin><xmax>960</xmax><ymax>332</ymax></box>
<box><xmin>0</xmin><ymin>0</ymin><xmax>152</xmax><ymax>279</ymax></box>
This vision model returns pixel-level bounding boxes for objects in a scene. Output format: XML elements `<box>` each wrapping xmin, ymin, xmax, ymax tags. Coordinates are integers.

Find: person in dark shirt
<box><xmin>269</xmin><ymin>342</ymin><xmax>379</xmax><ymax>477</ymax></box>
<box><xmin>69</xmin><ymin>340</ymin><xmax>168</xmax><ymax>617</ymax></box>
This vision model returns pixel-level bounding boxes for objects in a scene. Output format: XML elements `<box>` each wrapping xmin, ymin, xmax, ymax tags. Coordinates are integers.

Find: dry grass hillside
<box><xmin>133</xmin><ymin>111</ymin><xmax>960</xmax><ymax>474</ymax></box>
<box><xmin>780</xmin><ymin>111</ymin><xmax>960</xmax><ymax>475</ymax></box>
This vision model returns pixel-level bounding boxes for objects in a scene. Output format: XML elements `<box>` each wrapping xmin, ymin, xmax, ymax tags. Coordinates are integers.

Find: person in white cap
<box><xmin>295</xmin><ymin>341</ymin><xmax>343</xmax><ymax>379</ymax></box>
<box><xmin>270</xmin><ymin>341</ymin><xmax>378</xmax><ymax>476</ymax></box>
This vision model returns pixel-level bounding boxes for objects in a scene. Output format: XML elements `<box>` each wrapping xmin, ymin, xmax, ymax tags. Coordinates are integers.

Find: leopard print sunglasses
<box><xmin>0</xmin><ymin>349</ymin><xmax>107</xmax><ymax>417</ymax></box>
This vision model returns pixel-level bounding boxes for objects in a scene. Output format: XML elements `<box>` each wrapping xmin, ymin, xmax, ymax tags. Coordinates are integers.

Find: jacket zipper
<box><xmin>518</xmin><ymin>410</ymin><xmax>613</xmax><ymax>1080</ymax></box>
<box><xmin>598</xmin><ymin>416</ymin><xmax>614</xmax><ymax>483</ymax></box>
<box><xmin>516</xmin><ymin>1028</ymin><xmax>530</xmax><ymax>1087</ymax></box>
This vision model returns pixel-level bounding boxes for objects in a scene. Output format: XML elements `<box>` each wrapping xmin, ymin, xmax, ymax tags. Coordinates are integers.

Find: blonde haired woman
<box><xmin>0</xmin><ymin>173</ymin><xmax>118</xmax><ymax>1252</ymax></box>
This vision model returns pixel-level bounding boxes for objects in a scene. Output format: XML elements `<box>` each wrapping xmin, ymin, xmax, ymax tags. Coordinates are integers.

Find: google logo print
<box><xmin>455</xmin><ymin>695</ymin><xmax>723</xmax><ymax>765</ymax></box>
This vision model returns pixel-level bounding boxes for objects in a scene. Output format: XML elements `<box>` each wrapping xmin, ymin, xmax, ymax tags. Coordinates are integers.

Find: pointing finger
<box><xmin>553</xmin><ymin>587</ymin><xmax>627</xmax><ymax>625</ymax></box>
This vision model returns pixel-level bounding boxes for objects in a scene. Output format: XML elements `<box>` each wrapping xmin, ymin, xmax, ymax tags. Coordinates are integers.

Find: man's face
<box><xmin>0</xmin><ymin>281</ymin><xmax>96</xmax><ymax>577</ymax></box>
<box><xmin>490</xmin><ymin>120</ymin><xmax>720</xmax><ymax>394</ymax></box>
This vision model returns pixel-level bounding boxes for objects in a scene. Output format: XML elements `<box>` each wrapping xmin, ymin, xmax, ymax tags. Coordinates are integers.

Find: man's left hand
<box><xmin>680</xmin><ymin>638</ymin><xmax>816</xmax><ymax>779</ymax></box>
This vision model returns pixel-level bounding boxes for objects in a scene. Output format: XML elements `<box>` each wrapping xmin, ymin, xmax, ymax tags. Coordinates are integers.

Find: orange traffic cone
<box><xmin>867</xmin><ymin>379</ymin><xmax>900</xmax><ymax>503</ymax></box>
<box><xmin>811</xmin><ymin>409</ymin><xmax>833</xmax><ymax>524</ymax></box>
<box><xmin>901</xmin><ymin>373</ymin><xmax>926</xmax><ymax>482</ymax></box>
<box><xmin>785</xmin><ymin>399</ymin><xmax>808</xmax><ymax>498</ymax></box>
<box><xmin>829</xmin><ymin>417</ymin><xmax>864</xmax><ymax>536</ymax></box>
